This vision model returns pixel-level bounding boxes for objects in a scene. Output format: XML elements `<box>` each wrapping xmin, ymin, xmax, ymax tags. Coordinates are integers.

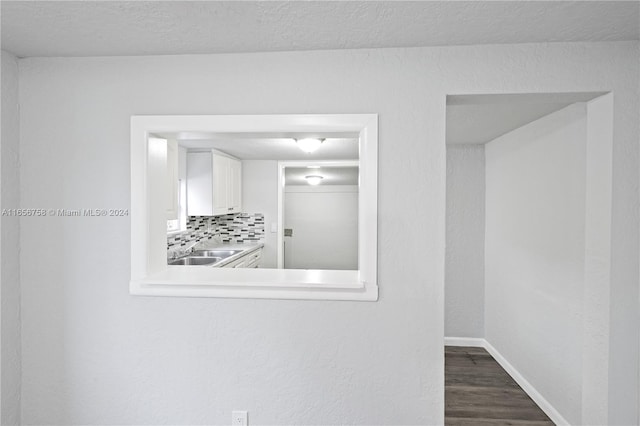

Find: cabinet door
<box><xmin>228</xmin><ymin>158</ymin><xmax>242</xmax><ymax>213</ymax></box>
<box><xmin>233</xmin><ymin>260</ymin><xmax>247</xmax><ymax>268</ymax></box>
<box><xmin>223</xmin><ymin>256</ymin><xmax>246</xmax><ymax>268</ymax></box>
<box><xmin>212</xmin><ymin>153</ymin><xmax>230</xmax><ymax>215</ymax></box>
<box><xmin>166</xmin><ymin>139</ymin><xmax>179</xmax><ymax>220</ymax></box>
<box><xmin>187</xmin><ymin>150</ymin><xmax>242</xmax><ymax>217</ymax></box>
<box><xmin>186</xmin><ymin>152</ymin><xmax>213</xmax><ymax>216</ymax></box>
<box><xmin>246</xmin><ymin>249</ymin><xmax>262</xmax><ymax>268</ymax></box>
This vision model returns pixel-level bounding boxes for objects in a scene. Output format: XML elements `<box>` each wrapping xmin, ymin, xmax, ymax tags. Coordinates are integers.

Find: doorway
<box><xmin>278</xmin><ymin>161</ymin><xmax>359</xmax><ymax>270</ymax></box>
<box><xmin>444</xmin><ymin>92</ymin><xmax>613</xmax><ymax>425</ymax></box>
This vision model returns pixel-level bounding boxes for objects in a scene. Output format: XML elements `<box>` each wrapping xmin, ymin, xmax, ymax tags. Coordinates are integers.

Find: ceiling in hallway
<box><xmin>446</xmin><ymin>92</ymin><xmax>606</xmax><ymax>145</ymax></box>
<box><xmin>285</xmin><ymin>166</ymin><xmax>359</xmax><ymax>186</ymax></box>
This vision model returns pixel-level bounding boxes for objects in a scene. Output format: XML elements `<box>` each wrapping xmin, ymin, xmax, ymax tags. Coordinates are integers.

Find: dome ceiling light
<box><xmin>305</xmin><ymin>175</ymin><xmax>323</xmax><ymax>185</ymax></box>
<box><xmin>296</xmin><ymin>138</ymin><xmax>324</xmax><ymax>153</ymax></box>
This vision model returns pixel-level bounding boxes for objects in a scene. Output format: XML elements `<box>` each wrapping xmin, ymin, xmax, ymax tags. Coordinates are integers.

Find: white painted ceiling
<box><xmin>2</xmin><ymin>1</ymin><xmax>638</xmax><ymax>58</ymax></box>
<box><xmin>156</xmin><ymin>131</ymin><xmax>359</xmax><ymax>161</ymax></box>
<box><xmin>177</xmin><ymin>137</ymin><xmax>358</xmax><ymax>161</ymax></box>
<box><xmin>285</xmin><ymin>166</ymin><xmax>359</xmax><ymax>186</ymax></box>
<box><xmin>158</xmin><ymin>130</ymin><xmax>359</xmax><ymax>186</ymax></box>
<box><xmin>446</xmin><ymin>92</ymin><xmax>606</xmax><ymax>145</ymax></box>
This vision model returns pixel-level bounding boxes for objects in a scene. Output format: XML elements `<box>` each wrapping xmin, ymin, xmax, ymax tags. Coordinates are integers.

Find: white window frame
<box><xmin>130</xmin><ymin>114</ymin><xmax>378</xmax><ymax>301</ymax></box>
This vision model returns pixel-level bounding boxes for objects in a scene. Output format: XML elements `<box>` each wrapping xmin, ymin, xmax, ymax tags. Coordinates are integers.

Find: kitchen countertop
<box><xmin>190</xmin><ymin>240</ymin><xmax>264</xmax><ymax>267</ymax></box>
<box><xmin>198</xmin><ymin>240</ymin><xmax>264</xmax><ymax>252</ymax></box>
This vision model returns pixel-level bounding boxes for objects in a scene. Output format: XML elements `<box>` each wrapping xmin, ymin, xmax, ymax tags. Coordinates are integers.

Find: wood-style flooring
<box><xmin>445</xmin><ymin>346</ymin><xmax>555</xmax><ymax>426</ymax></box>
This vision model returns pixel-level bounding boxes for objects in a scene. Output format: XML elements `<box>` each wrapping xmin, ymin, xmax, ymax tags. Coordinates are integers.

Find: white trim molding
<box><xmin>130</xmin><ymin>114</ymin><xmax>378</xmax><ymax>301</ymax></box>
<box><xmin>444</xmin><ymin>337</ymin><xmax>485</xmax><ymax>347</ymax></box>
<box><xmin>445</xmin><ymin>337</ymin><xmax>570</xmax><ymax>426</ymax></box>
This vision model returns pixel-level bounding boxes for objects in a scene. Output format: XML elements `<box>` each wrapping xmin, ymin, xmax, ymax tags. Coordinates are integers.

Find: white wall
<box><xmin>242</xmin><ymin>160</ymin><xmax>278</xmax><ymax>268</ymax></box>
<box><xmin>177</xmin><ymin>146</ymin><xmax>187</xmax><ymax>181</ymax></box>
<box><xmin>485</xmin><ymin>103</ymin><xmax>587</xmax><ymax>424</ymax></box>
<box><xmin>1</xmin><ymin>49</ymin><xmax>21</xmax><ymax>426</ymax></box>
<box><xmin>15</xmin><ymin>42</ymin><xmax>638</xmax><ymax>425</ymax></box>
<box><xmin>445</xmin><ymin>145</ymin><xmax>485</xmax><ymax>338</ymax></box>
<box><xmin>284</xmin><ymin>186</ymin><xmax>358</xmax><ymax>270</ymax></box>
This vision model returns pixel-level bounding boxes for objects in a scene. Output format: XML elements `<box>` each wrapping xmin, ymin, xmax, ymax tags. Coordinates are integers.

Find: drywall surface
<box><xmin>485</xmin><ymin>103</ymin><xmax>587</xmax><ymax>424</ymax></box>
<box><xmin>1</xmin><ymin>49</ymin><xmax>21</xmax><ymax>426</ymax></box>
<box><xmin>16</xmin><ymin>42</ymin><xmax>638</xmax><ymax>424</ymax></box>
<box><xmin>284</xmin><ymin>186</ymin><xmax>358</xmax><ymax>270</ymax></box>
<box><xmin>445</xmin><ymin>145</ymin><xmax>485</xmax><ymax>338</ymax></box>
<box><xmin>242</xmin><ymin>160</ymin><xmax>278</xmax><ymax>268</ymax></box>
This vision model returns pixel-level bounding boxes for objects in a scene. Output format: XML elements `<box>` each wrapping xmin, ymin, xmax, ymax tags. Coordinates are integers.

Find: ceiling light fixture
<box><xmin>305</xmin><ymin>175</ymin><xmax>323</xmax><ymax>185</ymax></box>
<box><xmin>296</xmin><ymin>138</ymin><xmax>324</xmax><ymax>153</ymax></box>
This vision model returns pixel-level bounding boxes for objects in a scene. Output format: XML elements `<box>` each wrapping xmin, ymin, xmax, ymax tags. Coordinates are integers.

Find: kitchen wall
<box><xmin>167</xmin><ymin>159</ymin><xmax>276</xmax><ymax>264</ymax></box>
<box><xmin>169</xmin><ymin>151</ymin><xmax>271</xmax><ymax>262</ymax></box>
<box><xmin>167</xmin><ymin>214</ymin><xmax>265</xmax><ymax>251</ymax></box>
<box><xmin>485</xmin><ymin>103</ymin><xmax>587</xmax><ymax>424</ymax></box>
<box><xmin>445</xmin><ymin>145</ymin><xmax>485</xmax><ymax>339</ymax></box>
<box><xmin>1</xmin><ymin>49</ymin><xmax>21</xmax><ymax>426</ymax></box>
<box><xmin>242</xmin><ymin>160</ymin><xmax>278</xmax><ymax>268</ymax></box>
<box><xmin>16</xmin><ymin>42</ymin><xmax>638</xmax><ymax>424</ymax></box>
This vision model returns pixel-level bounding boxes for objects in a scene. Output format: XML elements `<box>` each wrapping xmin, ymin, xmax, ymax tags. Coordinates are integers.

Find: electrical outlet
<box><xmin>232</xmin><ymin>410</ymin><xmax>248</xmax><ymax>426</ymax></box>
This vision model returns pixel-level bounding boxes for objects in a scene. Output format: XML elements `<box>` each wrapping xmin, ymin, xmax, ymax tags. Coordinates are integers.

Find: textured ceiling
<box><xmin>2</xmin><ymin>1</ymin><xmax>638</xmax><ymax>57</ymax></box>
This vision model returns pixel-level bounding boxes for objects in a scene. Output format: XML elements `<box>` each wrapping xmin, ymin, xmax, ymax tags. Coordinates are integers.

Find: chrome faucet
<box><xmin>181</xmin><ymin>240</ymin><xmax>200</xmax><ymax>255</ymax></box>
<box><xmin>168</xmin><ymin>240</ymin><xmax>201</xmax><ymax>261</ymax></box>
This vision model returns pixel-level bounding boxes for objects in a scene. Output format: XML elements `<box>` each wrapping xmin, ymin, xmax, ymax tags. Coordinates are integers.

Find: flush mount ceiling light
<box><xmin>296</xmin><ymin>138</ymin><xmax>324</xmax><ymax>153</ymax></box>
<box><xmin>305</xmin><ymin>175</ymin><xmax>323</xmax><ymax>185</ymax></box>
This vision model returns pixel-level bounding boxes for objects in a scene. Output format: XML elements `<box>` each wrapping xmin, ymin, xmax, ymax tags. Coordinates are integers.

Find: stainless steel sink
<box><xmin>192</xmin><ymin>249</ymin><xmax>243</xmax><ymax>259</ymax></box>
<box><xmin>168</xmin><ymin>248</ymin><xmax>244</xmax><ymax>266</ymax></box>
<box><xmin>168</xmin><ymin>256</ymin><xmax>222</xmax><ymax>266</ymax></box>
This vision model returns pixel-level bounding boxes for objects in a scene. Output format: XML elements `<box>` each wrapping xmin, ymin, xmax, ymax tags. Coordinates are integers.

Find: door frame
<box><xmin>277</xmin><ymin>159</ymin><xmax>359</xmax><ymax>269</ymax></box>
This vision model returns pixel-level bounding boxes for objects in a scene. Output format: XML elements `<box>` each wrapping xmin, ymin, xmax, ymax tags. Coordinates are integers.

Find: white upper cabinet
<box><xmin>149</xmin><ymin>136</ymin><xmax>179</xmax><ymax>220</ymax></box>
<box><xmin>187</xmin><ymin>150</ymin><xmax>242</xmax><ymax>216</ymax></box>
<box><xmin>227</xmin><ymin>156</ymin><xmax>242</xmax><ymax>212</ymax></box>
<box><xmin>212</xmin><ymin>153</ymin><xmax>230</xmax><ymax>214</ymax></box>
<box><xmin>186</xmin><ymin>151</ymin><xmax>213</xmax><ymax>216</ymax></box>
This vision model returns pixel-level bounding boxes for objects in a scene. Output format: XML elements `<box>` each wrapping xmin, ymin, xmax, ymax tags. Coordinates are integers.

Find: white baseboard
<box><xmin>444</xmin><ymin>337</ymin><xmax>485</xmax><ymax>347</ymax></box>
<box><xmin>445</xmin><ymin>336</ymin><xmax>570</xmax><ymax>426</ymax></box>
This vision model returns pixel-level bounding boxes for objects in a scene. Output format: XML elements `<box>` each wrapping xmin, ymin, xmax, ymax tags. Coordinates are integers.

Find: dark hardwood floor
<box><xmin>445</xmin><ymin>346</ymin><xmax>555</xmax><ymax>426</ymax></box>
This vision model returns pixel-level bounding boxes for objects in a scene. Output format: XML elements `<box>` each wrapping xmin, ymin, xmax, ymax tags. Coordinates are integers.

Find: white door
<box><xmin>283</xmin><ymin>187</ymin><xmax>358</xmax><ymax>270</ymax></box>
